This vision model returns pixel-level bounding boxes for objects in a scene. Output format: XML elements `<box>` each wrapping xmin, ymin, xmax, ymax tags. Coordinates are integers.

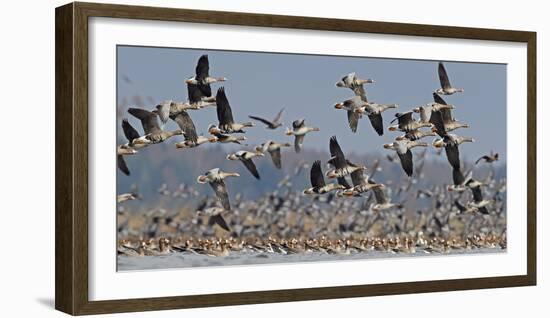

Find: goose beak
<box><xmin>312</xmin><ymin>127</ymin><xmax>320</xmax><ymax>131</ymax></box>
<box><xmin>285</xmin><ymin>129</ymin><xmax>293</xmax><ymax>135</ymax></box>
<box><xmin>197</xmin><ymin>175</ymin><xmax>207</xmax><ymax>184</ymax></box>
<box><xmin>412</xmin><ymin>107</ymin><xmax>420</xmax><ymax>113</ymax></box>
<box><xmin>334</xmin><ymin>103</ymin><xmax>344</xmax><ymax>109</ymax></box>
<box><xmin>388</xmin><ymin>126</ymin><xmax>397</xmax><ymax>132</ymax></box>
<box><xmin>208</xmin><ymin>137</ymin><xmax>218</xmax><ymax>143</ymax></box>
<box><xmin>335</xmin><ymin>81</ymin><xmax>344</xmax><ymax>87</ymax></box>
<box><xmin>383</xmin><ymin>144</ymin><xmax>392</xmax><ymax>149</ymax></box>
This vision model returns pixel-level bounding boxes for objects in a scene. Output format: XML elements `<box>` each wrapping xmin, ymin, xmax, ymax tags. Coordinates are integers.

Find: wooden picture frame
<box><xmin>55</xmin><ymin>2</ymin><xmax>536</xmax><ymax>315</ymax></box>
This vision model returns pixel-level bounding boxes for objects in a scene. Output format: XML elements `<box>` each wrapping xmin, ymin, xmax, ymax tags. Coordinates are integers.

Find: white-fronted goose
<box><xmin>175</xmin><ymin>135</ymin><xmax>217</xmax><ymax>149</ymax></box>
<box><xmin>208</xmin><ymin>125</ymin><xmax>246</xmax><ymax>144</ymax></box>
<box><xmin>185</xmin><ymin>55</ymin><xmax>227</xmax><ymax>99</ymax></box>
<box><xmin>432</xmin><ymin>134</ymin><xmax>474</xmax><ymax>170</ymax></box>
<box><xmin>255</xmin><ymin>140</ymin><xmax>291</xmax><ymax>169</ymax></box>
<box><xmin>476</xmin><ymin>151</ymin><xmax>499</xmax><ymax>165</ymax></box>
<box><xmin>128</xmin><ymin>108</ymin><xmax>183</xmax><ymax>144</ymax></box>
<box><xmin>389</xmin><ymin>111</ymin><xmax>432</xmax><ymax>132</ymax></box>
<box><xmin>169</xmin><ymin>110</ymin><xmax>199</xmax><ymax>146</ymax></box>
<box><xmin>335</xmin><ymin>72</ymin><xmax>374</xmax><ymax>99</ymax></box>
<box><xmin>435</xmin><ymin>62</ymin><xmax>464</xmax><ymax>95</ymax></box>
<box><xmin>215</xmin><ymin>87</ymin><xmax>254</xmax><ymax>133</ymax></box>
<box><xmin>383</xmin><ymin>139</ymin><xmax>428</xmax><ymax>177</ymax></box>
<box><xmin>341</xmin><ymin>167</ymin><xmax>383</xmax><ymax>196</ymax></box>
<box><xmin>196</xmin><ymin>168</ymin><xmax>240</xmax><ymax>210</ymax></box>
<box><xmin>326</xmin><ymin>136</ymin><xmax>364</xmax><ymax>179</ymax></box>
<box><xmin>303</xmin><ymin>160</ymin><xmax>346</xmax><ymax>194</ymax></box>
<box><xmin>430</xmin><ymin>107</ymin><xmax>469</xmax><ymax>136</ymax></box>
<box><xmin>371</xmin><ymin>180</ymin><xmax>402</xmax><ymax>212</ymax></box>
<box><xmin>354</xmin><ymin>101</ymin><xmax>398</xmax><ymax>136</ymax></box>
<box><xmin>334</xmin><ymin>95</ymin><xmax>364</xmax><ymax>133</ymax></box>
<box><xmin>197</xmin><ymin>206</ymin><xmax>231</xmax><ymax>232</ymax></box>
<box><xmin>285</xmin><ymin>119</ymin><xmax>320</xmax><ymax>153</ymax></box>
<box><xmin>249</xmin><ymin>108</ymin><xmax>284</xmax><ymax>129</ymax></box>
<box><xmin>226</xmin><ymin>150</ymin><xmax>265</xmax><ymax>179</ymax></box>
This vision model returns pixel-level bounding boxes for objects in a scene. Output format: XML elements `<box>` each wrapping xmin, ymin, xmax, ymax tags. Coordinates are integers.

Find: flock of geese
<box><xmin>117</xmin><ymin>55</ymin><xmax>504</xmax><ymax>258</ymax></box>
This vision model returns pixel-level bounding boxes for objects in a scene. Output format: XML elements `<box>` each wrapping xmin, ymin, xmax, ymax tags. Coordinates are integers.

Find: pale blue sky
<box><xmin>117</xmin><ymin>45</ymin><xmax>506</xmax><ymax>162</ymax></box>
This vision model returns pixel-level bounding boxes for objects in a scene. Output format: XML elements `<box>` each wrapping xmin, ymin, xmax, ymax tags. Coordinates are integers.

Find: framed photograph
<box><xmin>55</xmin><ymin>2</ymin><xmax>536</xmax><ymax>315</ymax></box>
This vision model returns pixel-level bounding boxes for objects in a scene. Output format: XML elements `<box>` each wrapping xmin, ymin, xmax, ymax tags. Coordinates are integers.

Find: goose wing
<box><xmin>292</xmin><ymin>119</ymin><xmax>305</xmax><ymax>129</ymax></box>
<box><xmin>117</xmin><ymin>155</ymin><xmax>130</xmax><ymax>176</ymax></box>
<box><xmin>440</xmin><ymin>108</ymin><xmax>453</xmax><ymax>124</ymax></box>
<box><xmin>208</xmin><ymin>214</ymin><xmax>230</xmax><ymax>232</ymax></box>
<box><xmin>351</xmin><ymin>84</ymin><xmax>366</xmax><ymax>101</ymax></box>
<box><xmin>122</xmin><ymin>118</ymin><xmax>140</xmax><ymax>143</ymax></box>
<box><xmin>438</xmin><ymin>62</ymin><xmax>451</xmax><ymax>90</ymax></box>
<box><xmin>452</xmin><ymin>167</ymin><xmax>465</xmax><ymax>186</ymax></box>
<box><xmin>170</xmin><ymin>111</ymin><xmax>198</xmax><ymax>143</ymax></box>
<box><xmin>248</xmin><ymin>115</ymin><xmax>274</xmax><ymax>127</ymax></box>
<box><xmin>429</xmin><ymin>110</ymin><xmax>447</xmax><ymax>137</ymax></box>
<box><xmin>397</xmin><ymin>149</ymin><xmax>414</xmax><ymax>177</ymax></box>
<box><xmin>370</xmin><ymin>179</ymin><xmax>387</xmax><ymax>204</ymax></box>
<box><xmin>368</xmin><ymin>113</ymin><xmax>384</xmax><ymax>136</ymax></box>
<box><xmin>467</xmin><ymin>181</ymin><xmax>484</xmax><ymax>203</ymax></box>
<box><xmin>241</xmin><ymin>158</ymin><xmax>260</xmax><ymax>179</ymax></box>
<box><xmin>329</xmin><ymin>136</ymin><xmax>347</xmax><ymax>169</ymax></box>
<box><xmin>128</xmin><ymin>108</ymin><xmax>161</xmax><ymax>134</ymax></box>
<box><xmin>209</xmin><ymin>179</ymin><xmax>231</xmax><ymax>210</ymax></box>
<box><xmin>187</xmin><ymin>83</ymin><xmax>205</xmax><ymax>104</ymax></box>
<box><xmin>155</xmin><ymin>103</ymin><xmax>170</xmax><ymax>125</ymax></box>
<box><xmin>475</xmin><ymin>155</ymin><xmax>490</xmax><ymax>165</ymax></box>
<box><xmin>347</xmin><ymin>110</ymin><xmax>360</xmax><ymax>133</ymax></box>
<box><xmin>268</xmin><ymin>148</ymin><xmax>282</xmax><ymax>169</ymax></box>
<box><xmin>294</xmin><ymin>135</ymin><xmax>305</xmax><ymax>153</ymax></box>
<box><xmin>350</xmin><ymin>169</ymin><xmax>366</xmax><ymax>186</ymax></box>
<box><xmin>273</xmin><ymin>108</ymin><xmax>285</xmax><ymax>123</ymax></box>
<box><xmin>216</xmin><ymin>87</ymin><xmax>235</xmax><ymax>126</ymax></box>
<box><xmin>310</xmin><ymin>160</ymin><xmax>326</xmax><ymax>188</ymax></box>
<box><xmin>444</xmin><ymin>138</ymin><xmax>461</xmax><ymax>170</ymax></box>
<box><xmin>433</xmin><ymin>92</ymin><xmax>447</xmax><ymax>105</ymax></box>
<box><xmin>391</xmin><ymin>111</ymin><xmax>414</xmax><ymax>126</ymax></box>
<box><xmin>195</xmin><ymin>54</ymin><xmax>210</xmax><ymax>81</ymax></box>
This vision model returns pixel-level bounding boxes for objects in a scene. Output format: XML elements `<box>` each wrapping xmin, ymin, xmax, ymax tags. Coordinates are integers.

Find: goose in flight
<box><xmin>389</xmin><ymin>111</ymin><xmax>432</xmax><ymax>132</ymax></box>
<box><xmin>128</xmin><ymin>108</ymin><xmax>183</xmax><ymax>145</ymax></box>
<box><xmin>413</xmin><ymin>102</ymin><xmax>454</xmax><ymax>123</ymax></box>
<box><xmin>196</xmin><ymin>168</ymin><xmax>240</xmax><ymax>210</ymax></box>
<box><xmin>255</xmin><ymin>140</ymin><xmax>291</xmax><ymax>169</ymax></box>
<box><xmin>117</xmin><ymin>193</ymin><xmax>139</xmax><ymax>203</ymax></box>
<box><xmin>117</xmin><ymin>118</ymin><xmax>141</xmax><ymax>176</ymax></box>
<box><xmin>326</xmin><ymin>136</ymin><xmax>365</xmax><ymax>179</ymax></box>
<box><xmin>215</xmin><ymin>87</ymin><xmax>254</xmax><ymax>133</ymax></box>
<box><xmin>171</xmin><ymin>110</ymin><xmax>216</xmax><ymax>148</ymax></box>
<box><xmin>341</xmin><ymin>167</ymin><xmax>383</xmax><ymax>196</ymax></box>
<box><xmin>435</xmin><ymin>62</ymin><xmax>464</xmax><ymax>95</ymax></box>
<box><xmin>465</xmin><ymin>179</ymin><xmax>492</xmax><ymax>214</ymax></box>
<box><xmin>432</xmin><ymin>134</ymin><xmax>474</xmax><ymax>170</ymax></box>
<box><xmin>447</xmin><ymin>167</ymin><xmax>473</xmax><ymax>192</ymax></box>
<box><xmin>397</xmin><ymin>129</ymin><xmax>436</xmax><ymax>141</ymax></box>
<box><xmin>476</xmin><ymin>151</ymin><xmax>499</xmax><ymax>165</ymax></box>
<box><xmin>354</xmin><ymin>101</ymin><xmax>398</xmax><ymax>136</ymax></box>
<box><xmin>197</xmin><ymin>206</ymin><xmax>230</xmax><ymax>232</ymax></box>
<box><xmin>303</xmin><ymin>160</ymin><xmax>346</xmax><ymax>195</ymax></box>
<box><xmin>227</xmin><ymin>150</ymin><xmax>265</xmax><ymax>179</ymax></box>
<box><xmin>335</xmin><ymin>72</ymin><xmax>374</xmax><ymax>99</ymax></box>
<box><xmin>334</xmin><ymin>95</ymin><xmax>364</xmax><ymax>133</ymax></box>
<box><xmin>249</xmin><ymin>108</ymin><xmax>284</xmax><ymax>129</ymax></box>
<box><xmin>429</xmin><ymin>107</ymin><xmax>469</xmax><ymax>136</ymax></box>
<box><xmin>285</xmin><ymin>119</ymin><xmax>320</xmax><ymax>153</ymax></box>
<box><xmin>370</xmin><ymin>180</ymin><xmax>402</xmax><ymax>212</ymax></box>
<box><xmin>207</xmin><ymin>125</ymin><xmax>246</xmax><ymax>144</ymax></box>
<box><xmin>383</xmin><ymin>138</ymin><xmax>428</xmax><ymax>177</ymax></box>
<box><xmin>185</xmin><ymin>55</ymin><xmax>227</xmax><ymax>99</ymax></box>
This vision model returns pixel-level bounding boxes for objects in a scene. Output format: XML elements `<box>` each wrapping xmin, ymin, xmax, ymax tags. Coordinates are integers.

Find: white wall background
<box><xmin>0</xmin><ymin>0</ymin><xmax>546</xmax><ymax>316</ymax></box>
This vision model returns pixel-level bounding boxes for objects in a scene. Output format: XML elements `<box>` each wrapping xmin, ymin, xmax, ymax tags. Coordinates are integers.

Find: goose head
<box><xmin>285</xmin><ymin>128</ymin><xmax>294</xmax><ymax>136</ymax></box>
<box><xmin>383</xmin><ymin>143</ymin><xmax>395</xmax><ymax>149</ymax></box>
<box><xmin>196</xmin><ymin>175</ymin><xmax>209</xmax><ymax>184</ymax></box>
<box><xmin>226</xmin><ymin>153</ymin><xmax>239</xmax><ymax>160</ymax></box>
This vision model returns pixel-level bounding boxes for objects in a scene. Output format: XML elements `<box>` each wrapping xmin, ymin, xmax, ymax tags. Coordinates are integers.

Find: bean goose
<box><xmin>255</xmin><ymin>140</ymin><xmax>291</xmax><ymax>169</ymax></box>
<box><xmin>226</xmin><ymin>150</ymin><xmax>265</xmax><ymax>179</ymax></box>
<box><xmin>215</xmin><ymin>87</ymin><xmax>254</xmax><ymax>133</ymax></box>
<box><xmin>383</xmin><ymin>139</ymin><xmax>428</xmax><ymax>177</ymax></box>
<box><xmin>185</xmin><ymin>55</ymin><xmax>227</xmax><ymax>99</ymax></box>
<box><xmin>303</xmin><ymin>160</ymin><xmax>346</xmax><ymax>195</ymax></box>
<box><xmin>128</xmin><ymin>108</ymin><xmax>183</xmax><ymax>145</ymax></box>
<box><xmin>249</xmin><ymin>108</ymin><xmax>284</xmax><ymax>129</ymax></box>
<box><xmin>196</xmin><ymin>168</ymin><xmax>240</xmax><ymax>210</ymax></box>
<box><xmin>285</xmin><ymin>119</ymin><xmax>320</xmax><ymax>153</ymax></box>
<box><xmin>435</xmin><ymin>62</ymin><xmax>464</xmax><ymax>95</ymax></box>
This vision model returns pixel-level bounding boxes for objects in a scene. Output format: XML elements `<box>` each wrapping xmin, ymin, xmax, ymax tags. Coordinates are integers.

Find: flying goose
<box><xmin>208</xmin><ymin>125</ymin><xmax>246</xmax><ymax>144</ymax></box>
<box><xmin>196</xmin><ymin>168</ymin><xmax>240</xmax><ymax>210</ymax></box>
<box><xmin>370</xmin><ymin>180</ymin><xmax>402</xmax><ymax>212</ymax></box>
<box><xmin>335</xmin><ymin>72</ymin><xmax>374</xmax><ymax>99</ymax></box>
<box><xmin>397</xmin><ymin>129</ymin><xmax>436</xmax><ymax>141</ymax></box>
<box><xmin>185</xmin><ymin>55</ymin><xmax>227</xmax><ymax>98</ymax></box>
<box><xmin>170</xmin><ymin>111</ymin><xmax>217</xmax><ymax>148</ymax></box>
<box><xmin>117</xmin><ymin>193</ymin><xmax>139</xmax><ymax>203</ymax></box>
<box><xmin>430</xmin><ymin>107</ymin><xmax>469</xmax><ymax>136</ymax></box>
<box><xmin>383</xmin><ymin>138</ymin><xmax>428</xmax><ymax>177</ymax></box>
<box><xmin>215</xmin><ymin>87</ymin><xmax>254</xmax><ymax>133</ymax></box>
<box><xmin>389</xmin><ymin>111</ymin><xmax>432</xmax><ymax>132</ymax></box>
<box><xmin>354</xmin><ymin>101</ymin><xmax>398</xmax><ymax>136</ymax></box>
<box><xmin>447</xmin><ymin>167</ymin><xmax>473</xmax><ymax>192</ymax></box>
<box><xmin>334</xmin><ymin>96</ymin><xmax>365</xmax><ymax>133</ymax></box>
<box><xmin>476</xmin><ymin>151</ymin><xmax>499</xmax><ymax>165</ymax></box>
<box><xmin>413</xmin><ymin>103</ymin><xmax>454</xmax><ymax>123</ymax></box>
<box><xmin>303</xmin><ymin>160</ymin><xmax>346</xmax><ymax>195</ymax></box>
<box><xmin>249</xmin><ymin>108</ymin><xmax>285</xmax><ymax>129</ymax></box>
<box><xmin>128</xmin><ymin>108</ymin><xmax>183</xmax><ymax>145</ymax></box>
<box><xmin>432</xmin><ymin>134</ymin><xmax>474</xmax><ymax>170</ymax></box>
<box><xmin>285</xmin><ymin>119</ymin><xmax>320</xmax><ymax>153</ymax></box>
<box><xmin>341</xmin><ymin>167</ymin><xmax>383</xmax><ymax>196</ymax></box>
<box><xmin>197</xmin><ymin>206</ymin><xmax>231</xmax><ymax>232</ymax></box>
<box><xmin>435</xmin><ymin>62</ymin><xmax>464</xmax><ymax>95</ymax></box>
<box><xmin>255</xmin><ymin>140</ymin><xmax>291</xmax><ymax>169</ymax></box>
<box><xmin>226</xmin><ymin>150</ymin><xmax>265</xmax><ymax>179</ymax></box>
<box><xmin>326</xmin><ymin>136</ymin><xmax>364</xmax><ymax>179</ymax></box>
<box><xmin>465</xmin><ymin>179</ymin><xmax>491</xmax><ymax>214</ymax></box>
